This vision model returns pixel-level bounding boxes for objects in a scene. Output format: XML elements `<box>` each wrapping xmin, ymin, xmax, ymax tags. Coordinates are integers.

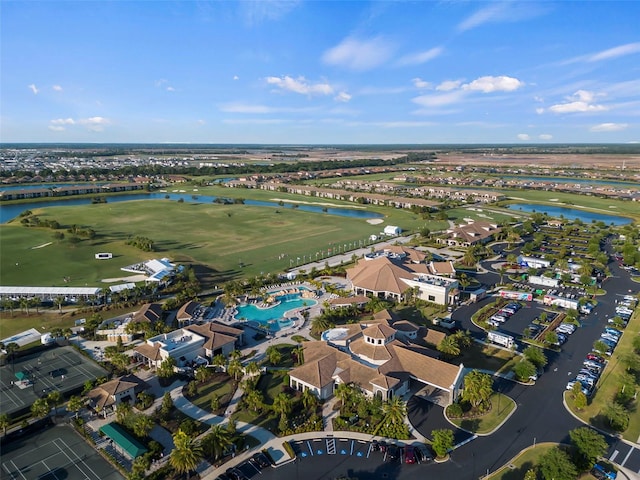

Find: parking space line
<box><xmin>350</xmin><ymin>440</ymin><xmax>354</xmax><ymax>456</ymax></box>
<box><xmin>610</xmin><ymin>450</ymin><xmax>619</xmax><ymax>462</ymax></box>
<box><xmin>8</xmin><ymin>460</ymin><xmax>26</xmax><ymax>480</ymax></box>
<box><xmin>366</xmin><ymin>443</ymin><xmax>372</xmax><ymax>458</ymax></box>
<box><xmin>620</xmin><ymin>447</ymin><xmax>634</xmax><ymax>467</ymax></box>
<box><xmin>306</xmin><ymin>440</ymin><xmax>313</xmax><ymax>456</ymax></box>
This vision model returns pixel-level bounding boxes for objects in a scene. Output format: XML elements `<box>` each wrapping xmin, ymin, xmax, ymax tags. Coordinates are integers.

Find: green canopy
<box><xmin>99</xmin><ymin>422</ymin><xmax>148</xmax><ymax>458</ymax></box>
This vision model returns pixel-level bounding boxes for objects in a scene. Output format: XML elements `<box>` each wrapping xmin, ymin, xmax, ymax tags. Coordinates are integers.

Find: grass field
<box><xmin>449</xmin><ymin>392</ymin><xmax>515</xmax><ymax>435</ymax></box>
<box><xmin>565</xmin><ymin>308</ymin><xmax>640</xmax><ymax>442</ymax></box>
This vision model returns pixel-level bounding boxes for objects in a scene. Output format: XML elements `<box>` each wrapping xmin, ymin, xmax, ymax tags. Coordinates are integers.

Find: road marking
<box><xmin>610</xmin><ymin>450</ymin><xmax>619</xmax><ymax>462</ymax></box>
<box><xmin>350</xmin><ymin>440</ymin><xmax>354</xmax><ymax>456</ymax></box>
<box><xmin>620</xmin><ymin>447</ymin><xmax>634</xmax><ymax>467</ymax></box>
<box><xmin>306</xmin><ymin>441</ymin><xmax>313</xmax><ymax>456</ymax></box>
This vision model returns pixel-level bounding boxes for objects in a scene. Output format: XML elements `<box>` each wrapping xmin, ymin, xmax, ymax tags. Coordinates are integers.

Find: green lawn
<box><xmin>448</xmin><ymin>392</ymin><xmax>515</xmax><ymax>434</ymax></box>
<box><xmin>458</xmin><ymin>343</ymin><xmax>517</xmax><ymax>372</ymax></box>
<box><xmin>231</xmin><ymin>371</ymin><xmax>289</xmax><ymax>432</ymax></box>
<box><xmin>262</xmin><ymin>343</ymin><xmax>299</xmax><ymax>369</ymax></box>
<box><xmin>0</xmin><ymin>191</ymin><xmax>442</xmax><ymax>288</ymax></box>
<box><xmin>187</xmin><ymin>373</ymin><xmax>235</xmax><ymax>414</ymax></box>
<box><xmin>565</xmin><ymin>309</ymin><xmax>640</xmax><ymax>442</ymax></box>
<box><xmin>487</xmin><ymin>443</ymin><xmax>556</xmax><ymax>479</ymax></box>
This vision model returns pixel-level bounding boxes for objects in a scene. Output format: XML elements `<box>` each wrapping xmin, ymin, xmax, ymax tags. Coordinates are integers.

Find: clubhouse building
<box><xmin>289</xmin><ymin>313</ymin><xmax>464</xmax><ymax>405</ymax></box>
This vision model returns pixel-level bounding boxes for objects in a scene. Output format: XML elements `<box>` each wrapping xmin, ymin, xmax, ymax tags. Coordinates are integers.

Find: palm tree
<box><xmin>212</xmin><ymin>354</ymin><xmax>227</xmax><ymax>371</ymax></box>
<box><xmin>47</xmin><ymin>390</ymin><xmax>62</xmax><ymax>415</ymax></box>
<box><xmin>498</xmin><ymin>265</ymin><xmax>507</xmax><ymax>285</ymax></box>
<box><xmin>381</xmin><ymin>396</ymin><xmax>407</xmax><ymax>425</ymax></box>
<box><xmin>31</xmin><ymin>398</ymin><xmax>50</xmax><ymax>418</ymax></box>
<box><xmin>334</xmin><ymin>382</ymin><xmax>355</xmax><ymax>411</ymax></box>
<box><xmin>67</xmin><ymin>395</ymin><xmax>84</xmax><ymax>419</ymax></box>
<box><xmin>0</xmin><ymin>413</ymin><xmax>9</xmax><ymax>436</ymax></box>
<box><xmin>462</xmin><ymin>249</ymin><xmax>477</xmax><ymax>267</ymax></box>
<box><xmin>229</xmin><ymin>349</ymin><xmax>242</xmax><ymax>361</ymax></box>
<box><xmin>133</xmin><ymin>414</ymin><xmax>155</xmax><ymax>438</ymax></box>
<box><xmin>301</xmin><ymin>388</ymin><xmax>318</xmax><ymax>411</ymax></box>
<box><xmin>202</xmin><ymin>424</ymin><xmax>233</xmax><ymax>461</ymax></box>
<box><xmin>265</xmin><ymin>346</ymin><xmax>282</xmax><ymax>366</ymax></box>
<box><xmin>244</xmin><ymin>389</ymin><xmax>264</xmax><ymax>413</ymax></box>
<box><xmin>195</xmin><ymin>366</ymin><xmax>210</xmax><ymax>384</ymax></box>
<box><xmin>227</xmin><ymin>359</ymin><xmax>243</xmax><ymax>381</ymax></box>
<box><xmin>244</xmin><ymin>361</ymin><xmax>260</xmax><ymax>377</ymax></box>
<box><xmin>272</xmin><ymin>392</ymin><xmax>292</xmax><ymax>419</ymax></box>
<box><xmin>437</xmin><ymin>336</ymin><xmax>461</xmax><ymax>358</ymax></box>
<box><xmin>170</xmin><ymin>430</ymin><xmax>203</xmax><ymax>477</ymax></box>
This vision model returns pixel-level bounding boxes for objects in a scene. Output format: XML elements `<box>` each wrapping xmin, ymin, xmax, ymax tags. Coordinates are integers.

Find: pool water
<box><xmin>235</xmin><ymin>291</ymin><xmax>317</xmax><ymax>331</ymax></box>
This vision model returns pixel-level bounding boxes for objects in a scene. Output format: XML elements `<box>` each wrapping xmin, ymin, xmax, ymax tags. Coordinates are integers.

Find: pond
<box><xmin>0</xmin><ymin>192</ymin><xmax>384</xmax><ymax>224</ymax></box>
<box><xmin>506</xmin><ymin>203</ymin><xmax>632</xmax><ymax>225</ymax></box>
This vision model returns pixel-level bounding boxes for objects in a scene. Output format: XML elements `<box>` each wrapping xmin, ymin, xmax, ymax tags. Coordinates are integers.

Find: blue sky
<box><xmin>1</xmin><ymin>1</ymin><xmax>639</xmax><ymax>144</ymax></box>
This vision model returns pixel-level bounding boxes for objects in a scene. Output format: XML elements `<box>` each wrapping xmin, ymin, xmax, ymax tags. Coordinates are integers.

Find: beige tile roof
<box><xmin>429</xmin><ymin>261</ymin><xmax>456</xmax><ymax>275</ymax></box>
<box><xmin>177</xmin><ymin>300</ymin><xmax>200</xmax><ymax>321</ymax></box>
<box><xmin>346</xmin><ymin>257</ymin><xmax>413</xmax><ymax>296</ymax></box>
<box><xmin>133</xmin><ymin>303</ymin><xmax>163</xmax><ymax>323</ymax></box>
<box><xmin>185</xmin><ymin>323</ymin><xmax>238</xmax><ymax>351</ymax></box>
<box><xmin>372</xmin><ymin>309</ymin><xmax>394</xmax><ymax>322</ymax></box>
<box><xmin>88</xmin><ymin>374</ymin><xmax>149</xmax><ymax>409</ymax></box>
<box><xmin>134</xmin><ymin>342</ymin><xmax>162</xmax><ymax>361</ymax></box>
<box><xmin>392</xmin><ymin>320</ymin><xmax>420</xmax><ymax>333</ymax></box>
<box><xmin>289</xmin><ymin>342</ymin><xmax>350</xmax><ymax>388</ymax></box>
<box><xmin>349</xmin><ymin>337</ymin><xmax>394</xmax><ymax>362</ymax></box>
<box><xmin>362</xmin><ymin>323</ymin><xmax>396</xmax><ymax>339</ymax></box>
<box><xmin>381</xmin><ymin>344</ymin><xmax>462</xmax><ymax>390</ymax></box>
<box><xmin>385</xmin><ymin>245</ymin><xmax>427</xmax><ymax>263</ymax></box>
<box><xmin>448</xmin><ymin>221</ymin><xmax>501</xmax><ymax>244</ymax></box>
<box><xmin>423</xmin><ymin>328</ymin><xmax>447</xmax><ymax>346</ymax></box>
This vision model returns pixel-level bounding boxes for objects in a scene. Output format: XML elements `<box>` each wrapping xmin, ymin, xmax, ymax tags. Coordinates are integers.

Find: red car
<box><xmin>404</xmin><ymin>446</ymin><xmax>416</xmax><ymax>464</ymax></box>
<box><xmin>586</xmin><ymin>353</ymin><xmax>604</xmax><ymax>363</ymax></box>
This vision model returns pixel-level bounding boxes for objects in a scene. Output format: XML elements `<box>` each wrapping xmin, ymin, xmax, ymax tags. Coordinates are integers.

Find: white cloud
<box><xmin>590</xmin><ymin>123</ymin><xmax>628</xmax><ymax>132</ymax></box>
<box><xmin>28</xmin><ymin>84</ymin><xmax>39</xmax><ymax>95</ymax></box>
<box><xmin>412</xmin><ymin>90</ymin><xmax>466</xmax><ymax>108</ymax></box>
<box><xmin>396</xmin><ymin>47</ymin><xmax>443</xmax><ymax>66</ymax></box>
<box><xmin>457</xmin><ymin>2</ymin><xmax>548</xmax><ymax>32</ymax></box>
<box><xmin>536</xmin><ymin>107</ymin><xmax>545</xmax><ymax>115</ymax></box>
<box><xmin>462</xmin><ymin>75</ymin><xmax>524</xmax><ymax>93</ymax></box>
<box><xmin>166</xmin><ymin>86</ymin><xmax>176</xmax><ymax>92</ymax></box>
<box><xmin>436</xmin><ymin>80</ymin><xmax>463</xmax><ymax>92</ymax></box>
<box><xmin>322</xmin><ymin>36</ymin><xmax>395</xmax><ymax>71</ymax></box>
<box><xmin>517</xmin><ymin>133</ymin><xmax>531</xmax><ymax>141</ymax></box>
<box><xmin>78</xmin><ymin>116</ymin><xmax>110</xmax><ymax>131</ymax></box>
<box><xmin>412</xmin><ymin>78</ymin><xmax>430</xmax><ymax>89</ymax></box>
<box><xmin>233</xmin><ymin>75</ymin><xmax>239</xmax><ymax>81</ymax></box>
<box><xmin>589</xmin><ymin>42</ymin><xmax>640</xmax><ymax>62</ymax></box>
<box><xmin>334</xmin><ymin>92</ymin><xmax>352</xmax><ymax>103</ymax></box>
<box><xmin>240</xmin><ymin>0</ymin><xmax>299</xmax><ymax>26</ymax></box>
<box><xmin>51</xmin><ymin>118</ymin><xmax>75</xmax><ymax>125</ymax></box>
<box><xmin>539</xmin><ymin>134</ymin><xmax>553</xmax><ymax>140</ymax></box>
<box><xmin>52</xmin><ymin>85</ymin><xmax>63</xmax><ymax>92</ymax></box>
<box><xmin>48</xmin><ymin>126</ymin><xmax>66</xmax><ymax>132</ymax></box>
<box><xmin>548</xmin><ymin>90</ymin><xmax>607</xmax><ymax>113</ymax></box>
<box><xmin>266</xmin><ymin>75</ymin><xmax>333</xmax><ymax>96</ymax></box>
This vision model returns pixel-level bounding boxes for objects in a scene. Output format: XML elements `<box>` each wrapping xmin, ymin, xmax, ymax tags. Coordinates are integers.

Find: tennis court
<box><xmin>0</xmin><ymin>345</ymin><xmax>108</xmax><ymax>416</ymax></box>
<box><xmin>1</xmin><ymin>424</ymin><xmax>123</xmax><ymax>480</ymax></box>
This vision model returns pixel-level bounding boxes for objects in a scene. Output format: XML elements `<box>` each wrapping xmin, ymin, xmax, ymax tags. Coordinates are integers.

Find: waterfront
<box><xmin>507</xmin><ymin>203</ymin><xmax>632</xmax><ymax>225</ymax></box>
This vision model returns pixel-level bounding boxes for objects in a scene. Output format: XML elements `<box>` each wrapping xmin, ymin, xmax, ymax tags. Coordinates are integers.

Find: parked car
<box><xmin>600</xmin><ymin>334</ymin><xmax>619</xmax><ymax>345</ymax></box>
<box><xmin>404</xmin><ymin>446</ymin><xmax>416</xmax><ymax>464</ymax></box>
<box><xmin>386</xmin><ymin>444</ymin><xmax>400</xmax><ymax>462</ymax></box>
<box><xmin>586</xmin><ymin>353</ymin><xmax>605</xmax><ymax>363</ymax></box>
<box><xmin>604</xmin><ymin>327</ymin><xmax>622</xmax><ymax>337</ymax></box>
<box><xmin>251</xmin><ymin>452</ymin><xmax>272</xmax><ymax>469</ymax></box>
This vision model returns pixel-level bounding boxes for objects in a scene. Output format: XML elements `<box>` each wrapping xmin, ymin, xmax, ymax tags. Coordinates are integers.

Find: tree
<box><xmin>381</xmin><ymin>396</ymin><xmax>407</xmax><ymax>425</ymax></box>
<box><xmin>227</xmin><ymin>359</ymin><xmax>243</xmax><ymax>381</ymax></box>
<box><xmin>462</xmin><ymin>370</ymin><xmax>493</xmax><ymax>409</ymax></box>
<box><xmin>437</xmin><ymin>336</ymin><xmax>461</xmax><ymax>358</ymax></box>
<box><xmin>47</xmin><ymin>390</ymin><xmax>62</xmax><ymax>415</ymax></box>
<box><xmin>31</xmin><ymin>398</ymin><xmax>50</xmax><ymax>418</ymax></box>
<box><xmin>5</xmin><ymin>342</ymin><xmax>19</xmax><ymax>370</ymax></box>
<box><xmin>524</xmin><ymin>469</ymin><xmax>537</xmax><ymax>480</ymax></box>
<box><xmin>569</xmin><ymin>427</ymin><xmax>608</xmax><ymax>471</ymax></box>
<box><xmin>593</xmin><ymin>340</ymin><xmax>610</xmax><ymax>356</ymax></box>
<box><xmin>0</xmin><ymin>413</ymin><xmax>9</xmax><ymax>436</ymax></box>
<box><xmin>67</xmin><ymin>395</ymin><xmax>84</xmax><ymax>419</ymax></box>
<box><xmin>431</xmin><ymin>429</ymin><xmax>454</xmax><ymax>458</ymax></box>
<box><xmin>212</xmin><ymin>354</ymin><xmax>226</xmax><ymax>371</ymax></box>
<box><xmin>244</xmin><ymin>361</ymin><xmax>260</xmax><ymax>377</ymax></box>
<box><xmin>523</xmin><ymin>346</ymin><xmax>548</xmax><ymax>369</ymax></box>
<box><xmin>573</xmin><ymin>390</ymin><xmax>587</xmax><ymax>410</ymax></box>
<box><xmin>244</xmin><ymin>389</ymin><xmax>264</xmax><ymax>412</ymax></box>
<box><xmin>133</xmin><ymin>414</ymin><xmax>155</xmax><ymax>438</ymax></box>
<box><xmin>272</xmin><ymin>392</ymin><xmax>292</xmax><ymax>419</ymax></box>
<box><xmin>157</xmin><ymin>357</ymin><xmax>176</xmax><ymax>379</ymax></box>
<box><xmin>603</xmin><ymin>402</ymin><xmax>629</xmax><ymax>432</ymax></box>
<box><xmin>265</xmin><ymin>346</ymin><xmax>282</xmax><ymax>366</ymax></box>
<box><xmin>539</xmin><ymin>446</ymin><xmax>577</xmax><ymax>480</ymax></box>
<box><xmin>170</xmin><ymin>430</ymin><xmax>203</xmax><ymax>477</ymax></box>
<box><xmin>195</xmin><ymin>366</ymin><xmax>210</xmax><ymax>384</ymax></box>
<box><xmin>202</xmin><ymin>424</ymin><xmax>233</xmax><ymax>461</ymax></box>
<box><xmin>513</xmin><ymin>359</ymin><xmax>537</xmax><ymax>382</ymax></box>
<box><xmin>334</xmin><ymin>382</ymin><xmax>356</xmax><ymax>411</ymax></box>
<box><xmin>301</xmin><ymin>388</ymin><xmax>317</xmax><ymax>411</ymax></box>
<box><xmin>544</xmin><ymin>331</ymin><xmax>558</xmax><ymax>346</ymax></box>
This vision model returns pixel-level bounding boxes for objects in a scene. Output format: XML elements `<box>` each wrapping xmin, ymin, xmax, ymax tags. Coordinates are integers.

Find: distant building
<box><xmin>439</xmin><ymin>221</ymin><xmax>501</xmax><ymax>247</ymax></box>
<box><xmin>88</xmin><ymin>374</ymin><xmax>149</xmax><ymax>417</ymax></box>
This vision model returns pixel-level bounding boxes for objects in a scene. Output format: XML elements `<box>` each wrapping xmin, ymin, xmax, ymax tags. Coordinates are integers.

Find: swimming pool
<box><xmin>234</xmin><ymin>289</ymin><xmax>317</xmax><ymax>331</ymax></box>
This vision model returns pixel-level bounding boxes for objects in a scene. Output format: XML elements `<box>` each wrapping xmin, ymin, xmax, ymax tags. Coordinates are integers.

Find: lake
<box><xmin>0</xmin><ymin>192</ymin><xmax>384</xmax><ymax>224</ymax></box>
<box><xmin>506</xmin><ymin>203</ymin><xmax>632</xmax><ymax>225</ymax></box>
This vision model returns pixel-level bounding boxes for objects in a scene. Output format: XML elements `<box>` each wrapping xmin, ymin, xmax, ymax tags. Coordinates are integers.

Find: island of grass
<box><xmin>446</xmin><ymin>391</ymin><xmax>515</xmax><ymax>435</ymax></box>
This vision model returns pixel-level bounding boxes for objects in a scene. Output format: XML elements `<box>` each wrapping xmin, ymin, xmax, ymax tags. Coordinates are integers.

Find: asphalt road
<box><xmin>233</xmin><ymin>237</ymin><xmax>640</xmax><ymax>480</ymax></box>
